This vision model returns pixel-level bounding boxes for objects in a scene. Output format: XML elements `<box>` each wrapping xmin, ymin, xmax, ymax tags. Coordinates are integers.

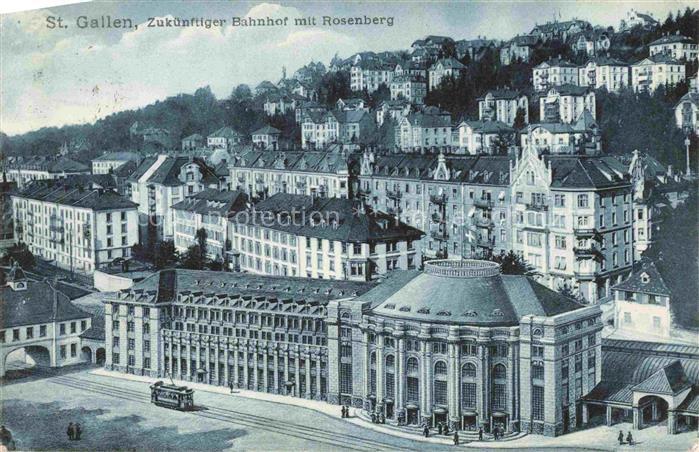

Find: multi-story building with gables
<box><xmin>228</xmin><ymin>150</ymin><xmax>355</xmax><ymax>200</ymax></box>
<box><xmin>510</xmin><ymin>144</ymin><xmax>634</xmax><ymax>301</ymax></box>
<box><xmin>357</xmin><ymin>152</ymin><xmax>513</xmax><ymax>261</ymax></box>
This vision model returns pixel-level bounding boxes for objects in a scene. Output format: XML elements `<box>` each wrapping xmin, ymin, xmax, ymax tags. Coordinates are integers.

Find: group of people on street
<box><xmin>619</xmin><ymin>430</ymin><xmax>634</xmax><ymax>446</ymax></box>
<box><xmin>0</xmin><ymin>426</ymin><xmax>15</xmax><ymax>450</ymax></box>
<box><xmin>492</xmin><ymin>425</ymin><xmax>504</xmax><ymax>440</ymax></box>
<box><xmin>340</xmin><ymin>406</ymin><xmax>350</xmax><ymax>418</ymax></box>
<box><xmin>370</xmin><ymin>411</ymin><xmax>385</xmax><ymax>424</ymax></box>
<box><xmin>420</xmin><ymin>423</ymin><xmax>460</xmax><ymax>445</ymax></box>
<box><xmin>66</xmin><ymin>423</ymin><xmax>82</xmax><ymax>441</ymax></box>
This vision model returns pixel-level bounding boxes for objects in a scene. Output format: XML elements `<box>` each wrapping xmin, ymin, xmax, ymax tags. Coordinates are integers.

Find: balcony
<box><xmin>431</xmin><ymin>212</ymin><xmax>444</xmax><ymax>223</ymax></box>
<box><xmin>386</xmin><ymin>188</ymin><xmax>402</xmax><ymax>200</ymax></box>
<box><xmin>477</xmin><ymin>237</ymin><xmax>495</xmax><ymax>248</ymax></box>
<box><xmin>386</xmin><ymin>207</ymin><xmax>402</xmax><ymax>216</ymax></box>
<box><xmin>430</xmin><ymin>229</ymin><xmax>449</xmax><ymax>241</ymax></box>
<box><xmin>358</xmin><ymin>187</ymin><xmax>371</xmax><ymax>197</ymax></box>
<box><xmin>475</xmin><ymin>217</ymin><xmax>494</xmax><ymax>228</ymax></box>
<box><xmin>474</xmin><ymin>198</ymin><xmax>494</xmax><ymax>209</ymax></box>
<box><xmin>573</xmin><ymin>246</ymin><xmax>603</xmax><ymax>261</ymax></box>
<box><xmin>525</xmin><ymin>202</ymin><xmax>548</xmax><ymax>212</ymax></box>
<box><xmin>573</xmin><ymin>227</ymin><xmax>596</xmax><ymax>236</ymax></box>
<box><xmin>430</xmin><ymin>194</ymin><xmax>448</xmax><ymax>205</ymax></box>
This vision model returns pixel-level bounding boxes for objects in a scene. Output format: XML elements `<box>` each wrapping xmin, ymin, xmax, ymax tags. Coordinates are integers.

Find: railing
<box><xmin>430</xmin><ymin>194</ymin><xmax>448</xmax><ymax>205</ymax></box>
<box><xmin>573</xmin><ymin>227</ymin><xmax>596</xmax><ymax>235</ymax></box>
<box><xmin>386</xmin><ymin>189</ymin><xmax>402</xmax><ymax>200</ymax></box>
<box><xmin>424</xmin><ymin>259</ymin><xmax>501</xmax><ymax>278</ymax></box>
<box><xmin>475</xmin><ymin>217</ymin><xmax>494</xmax><ymax>228</ymax></box>
<box><xmin>525</xmin><ymin>202</ymin><xmax>548</xmax><ymax>211</ymax></box>
<box><xmin>430</xmin><ymin>230</ymin><xmax>449</xmax><ymax>241</ymax></box>
<box><xmin>474</xmin><ymin>198</ymin><xmax>494</xmax><ymax>209</ymax></box>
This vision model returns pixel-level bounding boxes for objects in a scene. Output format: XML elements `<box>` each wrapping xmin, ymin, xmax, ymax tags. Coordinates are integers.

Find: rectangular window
<box><xmin>40</xmin><ymin>325</ymin><xmax>47</xmax><ymax>337</ymax></box>
<box><xmin>492</xmin><ymin>383</ymin><xmax>506</xmax><ymax>410</ymax></box>
<box><xmin>26</xmin><ymin>327</ymin><xmax>34</xmax><ymax>339</ymax></box>
<box><xmin>340</xmin><ymin>363</ymin><xmax>353</xmax><ymax>394</ymax></box>
<box><xmin>70</xmin><ymin>343</ymin><xmax>77</xmax><ymax>357</ymax></box>
<box><xmin>434</xmin><ymin>380</ymin><xmax>448</xmax><ymax>405</ymax></box>
<box><xmin>532</xmin><ymin>385</ymin><xmax>545</xmax><ymax>421</ymax></box>
<box><xmin>462</xmin><ymin>382</ymin><xmax>477</xmax><ymax>409</ymax></box>
<box><xmin>60</xmin><ymin>324</ymin><xmax>66</xmax><ymax>335</ymax></box>
<box><xmin>112</xmin><ymin>353</ymin><xmax>120</xmax><ymax>364</ymax></box>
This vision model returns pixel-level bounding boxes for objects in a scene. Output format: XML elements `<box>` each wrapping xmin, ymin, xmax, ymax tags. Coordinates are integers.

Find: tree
<box><xmin>317</xmin><ymin>70</ymin><xmax>351</xmax><ymax>107</ymax></box>
<box><xmin>489</xmin><ymin>250</ymin><xmax>538</xmax><ymax>275</ymax></box>
<box><xmin>153</xmin><ymin>240</ymin><xmax>178</xmax><ymax>270</ymax></box>
<box><xmin>558</xmin><ymin>282</ymin><xmax>586</xmax><ymax>303</ymax></box>
<box><xmin>181</xmin><ymin>244</ymin><xmax>205</xmax><ymax>270</ymax></box>
<box><xmin>195</xmin><ymin>228</ymin><xmax>208</xmax><ymax>264</ymax></box>
<box><xmin>2</xmin><ymin>242</ymin><xmax>36</xmax><ymax>270</ymax></box>
<box><xmin>513</xmin><ymin>107</ymin><xmax>527</xmax><ymax>130</ymax></box>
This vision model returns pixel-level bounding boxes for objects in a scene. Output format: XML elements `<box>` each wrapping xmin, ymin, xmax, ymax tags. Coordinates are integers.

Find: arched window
<box><xmin>491</xmin><ymin>363</ymin><xmax>507</xmax><ymax>410</ymax></box>
<box><xmin>492</xmin><ymin>363</ymin><xmax>507</xmax><ymax>380</ymax></box>
<box><xmin>461</xmin><ymin>363</ymin><xmax>477</xmax><ymax>409</ymax></box>
<box><xmin>434</xmin><ymin>361</ymin><xmax>447</xmax><ymax>376</ymax></box>
<box><xmin>433</xmin><ymin>361</ymin><xmax>448</xmax><ymax>405</ymax></box>
<box><xmin>406</xmin><ymin>357</ymin><xmax>420</xmax><ymax>403</ymax></box>
<box><xmin>385</xmin><ymin>354</ymin><xmax>395</xmax><ymax>399</ymax></box>
<box><xmin>462</xmin><ymin>362</ymin><xmax>477</xmax><ymax>379</ymax></box>
<box><xmin>369</xmin><ymin>351</ymin><xmax>377</xmax><ymax>395</ymax></box>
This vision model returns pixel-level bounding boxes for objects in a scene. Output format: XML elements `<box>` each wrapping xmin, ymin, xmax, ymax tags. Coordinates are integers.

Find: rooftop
<box><xmin>359</xmin><ymin>259</ymin><xmax>585</xmax><ymax>325</ymax></box>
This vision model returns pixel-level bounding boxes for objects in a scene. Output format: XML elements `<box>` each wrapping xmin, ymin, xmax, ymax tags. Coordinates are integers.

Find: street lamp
<box><xmin>684</xmin><ymin>133</ymin><xmax>692</xmax><ymax>178</ymax></box>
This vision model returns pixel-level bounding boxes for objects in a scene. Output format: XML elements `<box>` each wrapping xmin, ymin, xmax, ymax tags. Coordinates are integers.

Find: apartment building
<box><xmin>454</xmin><ymin>120</ymin><xmax>516</xmax><ymax>155</ymax></box>
<box><xmin>478</xmin><ymin>89</ymin><xmax>529</xmax><ymax>126</ymax></box>
<box><xmin>500</xmin><ymin>35</ymin><xmax>538</xmax><ymax>66</ymax></box>
<box><xmin>533</xmin><ymin>58</ymin><xmax>580</xmax><ymax>92</ymax></box>
<box><xmin>207</xmin><ymin>127</ymin><xmax>245</xmax><ymax>150</ymax></box>
<box><xmin>128</xmin><ymin>155</ymin><xmax>220</xmax><ymax>243</ymax></box>
<box><xmin>428</xmin><ymin>58</ymin><xmax>466</xmax><ymax>90</ymax></box>
<box><xmin>228</xmin><ymin>193</ymin><xmax>423</xmax><ymax>280</ymax></box>
<box><xmin>228</xmin><ymin>150</ymin><xmax>353</xmax><ymax>199</ymax></box>
<box><xmin>358</xmin><ymin>152</ymin><xmax>513</xmax><ymax>260</ymax></box>
<box><xmin>350</xmin><ymin>60</ymin><xmax>395</xmax><ymax>93</ymax></box>
<box><xmin>649</xmin><ymin>33</ymin><xmax>698</xmax><ymax>61</ymax></box>
<box><xmin>301</xmin><ymin>110</ymin><xmax>339</xmax><ymax>150</ymax></box>
<box><xmin>510</xmin><ymin>145</ymin><xmax>634</xmax><ymax>302</ymax></box>
<box><xmin>521</xmin><ymin>112</ymin><xmax>599</xmax><ymax>155</ymax></box>
<box><xmin>91</xmin><ymin>151</ymin><xmax>141</xmax><ymax>175</ymax></box>
<box><xmin>675</xmin><ymin>92</ymin><xmax>699</xmax><ymax>134</ymax></box>
<box><xmin>631</xmin><ymin>55</ymin><xmax>686</xmax><ymax>93</ymax></box>
<box><xmin>539</xmin><ymin>85</ymin><xmax>596</xmax><ymax>124</ymax></box>
<box><xmin>390</xmin><ymin>75</ymin><xmax>427</xmax><ymax>104</ymax></box>
<box><xmin>12</xmin><ymin>180</ymin><xmax>138</xmax><ymax>274</ymax></box>
<box><xmin>395</xmin><ymin>108</ymin><xmax>453</xmax><ymax>151</ymax></box>
<box><xmin>172</xmin><ymin>189</ymin><xmax>248</xmax><ymax>260</ymax></box>
<box><xmin>578</xmin><ymin>57</ymin><xmax>630</xmax><ymax>93</ymax></box>
<box><xmin>251</xmin><ymin>126</ymin><xmax>281</xmax><ymax>151</ymax></box>
<box><xmin>2</xmin><ymin>157</ymin><xmax>90</xmax><ymax>189</ymax></box>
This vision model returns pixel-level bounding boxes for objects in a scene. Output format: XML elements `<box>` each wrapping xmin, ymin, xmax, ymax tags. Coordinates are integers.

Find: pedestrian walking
<box><xmin>438</xmin><ymin>423</ymin><xmax>443</xmax><ymax>435</ymax></box>
<box><xmin>478</xmin><ymin>427</ymin><xmax>483</xmax><ymax>441</ymax></box>
<box><xmin>67</xmin><ymin>423</ymin><xmax>74</xmax><ymax>441</ymax></box>
<box><xmin>75</xmin><ymin>423</ymin><xmax>82</xmax><ymax>441</ymax></box>
<box><xmin>379</xmin><ymin>413</ymin><xmax>385</xmax><ymax>424</ymax></box>
<box><xmin>371</xmin><ymin>412</ymin><xmax>376</xmax><ymax>423</ymax></box>
<box><xmin>626</xmin><ymin>431</ymin><xmax>634</xmax><ymax>446</ymax></box>
<box><xmin>494</xmin><ymin>426</ymin><xmax>500</xmax><ymax>440</ymax></box>
<box><xmin>453</xmin><ymin>431</ymin><xmax>459</xmax><ymax>446</ymax></box>
<box><xmin>444</xmin><ymin>424</ymin><xmax>449</xmax><ymax>435</ymax></box>
<box><xmin>423</xmin><ymin>425</ymin><xmax>430</xmax><ymax>438</ymax></box>
<box><xmin>229</xmin><ymin>381</ymin><xmax>234</xmax><ymax>394</ymax></box>
<box><xmin>618</xmin><ymin>430</ymin><xmax>624</xmax><ymax>445</ymax></box>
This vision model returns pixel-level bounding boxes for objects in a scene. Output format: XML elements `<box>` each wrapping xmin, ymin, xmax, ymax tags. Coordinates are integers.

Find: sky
<box><xmin>0</xmin><ymin>0</ymin><xmax>694</xmax><ymax>136</ymax></box>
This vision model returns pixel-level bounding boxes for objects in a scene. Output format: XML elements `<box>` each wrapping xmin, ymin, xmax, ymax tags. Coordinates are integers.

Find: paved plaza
<box><xmin>1</xmin><ymin>366</ymin><xmax>697</xmax><ymax>451</ymax></box>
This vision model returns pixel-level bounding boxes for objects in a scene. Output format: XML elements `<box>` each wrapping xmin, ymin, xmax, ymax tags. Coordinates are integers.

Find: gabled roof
<box><xmin>429</xmin><ymin>57</ymin><xmax>466</xmax><ymax>71</ymax></box>
<box><xmin>459</xmin><ymin>120</ymin><xmax>514</xmax><ymax>134</ymax></box>
<box><xmin>508</xmin><ymin>35</ymin><xmax>539</xmax><ymax>47</ymax></box>
<box><xmin>252</xmin><ymin>125</ymin><xmax>281</xmax><ymax>136</ymax></box>
<box><xmin>546</xmin><ymin>84</ymin><xmax>592</xmax><ymax>96</ymax></box>
<box><xmin>535</xmin><ymin>57</ymin><xmax>577</xmax><ymax>69</ymax></box>
<box><xmin>478</xmin><ymin>89</ymin><xmax>525</xmax><ymax>101</ymax></box>
<box><xmin>1</xmin><ymin>277</ymin><xmax>91</xmax><ymax>328</ymax></box>
<box><xmin>632</xmin><ymin>361</ymin><xmax>691</xmax><ymax>395</ymax></box>
<box><xmin>333</xmin><ymin>110</ymin><xmax>370</xmax><ymax>124</ymax></box>
<box><xmin>650</xmin><ymin>34</ymin><xmax>697</xmax><ymax>46</ymax></box>
<box><xmin>93</xmin><ymin>151</ymin><xmax>141</xmax><ymax>162</ymax></box>
<box><xmin>613</xmin><ymin>260</ymin><xmax>671</xmax><ymax>297</ymax></box>
<box><xmin>635</xmin><ymin>54</ymin><xmax>683</xmax><ymax>65</ymax></box>
<box><xmin>244</xmin><ymin>193</ymin><xmax>424</xmax><ymax>243</ymax></box>
<box><xmin>182</xmin><ymin>133</ymin><xmax>204</xmax><ymax>141</ymax></box>
<box><xmin>208</xmin><ymin>126</ymin><xmax>244</xmax><ymax>140</ymax></box>
<box><xmin>583</xmin><ymin>56</ymin><xmax>629</xmax><ymax>67</ymax></box>
<box><xmin>544</xmin><ymin>156</ymin><xmax>630</xmax><ymax>189</ymax></box>
<box><xmin>15</xmin><ymin>181</ymin><xmax>137</xmax><ymax>211</ymax></box>
<box><xmin>171</xmin><ymin>189</ymin><xmax>248</xmax><ymax>216</ymax></box>
<box><xmin>129</xmin><ymin>157</ymin><xmax>219</xmax><ymax>187</ymax></box>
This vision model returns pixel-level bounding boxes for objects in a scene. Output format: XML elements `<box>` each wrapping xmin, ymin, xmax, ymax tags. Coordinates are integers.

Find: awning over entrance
<box><xmin>405</xmin><ymin>403</ymin><xmax>419</xmax><ymax>410</ymax></box>
<box><xmin>433</xmin><ymin>407</ymin><xmax>448</xmax><ymax>415</ymax></box>
<box><xmin>462</xmin><ymin>410</ymin><xmax>478</xmax><ymax>416</ymax></box>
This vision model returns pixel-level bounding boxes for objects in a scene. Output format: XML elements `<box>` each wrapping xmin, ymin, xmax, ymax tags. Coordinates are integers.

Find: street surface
<box><xmin>1</xmin><ymin>366</ymin><xmax>696</xmax><ymax>451</ymax></box>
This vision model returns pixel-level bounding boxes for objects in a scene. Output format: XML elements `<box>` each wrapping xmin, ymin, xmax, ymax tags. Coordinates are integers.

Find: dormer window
<box><xmin>640</xmin><ymin>272</ymin><xmax>650</xmax><ymax>284</ymax></box>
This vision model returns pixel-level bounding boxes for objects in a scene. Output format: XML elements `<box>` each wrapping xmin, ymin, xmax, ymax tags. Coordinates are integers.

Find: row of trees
<box><xmin>131</xmin><ymin>228</ymin><xmax>224</xmax><ymax>272</ymax></box>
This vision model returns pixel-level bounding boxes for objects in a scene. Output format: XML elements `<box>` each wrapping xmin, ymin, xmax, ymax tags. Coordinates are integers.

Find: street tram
<box><xmin>150</xmin><ymin>380</ymin><xmax>194</xmax><ymax>411</ymax></box>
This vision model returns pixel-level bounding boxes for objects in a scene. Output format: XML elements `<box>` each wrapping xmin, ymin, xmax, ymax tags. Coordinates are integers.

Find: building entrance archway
<box><xmin>3</xmin><ymin>345</ymin><xmax>52</xmax><ymax>377</ymax></box>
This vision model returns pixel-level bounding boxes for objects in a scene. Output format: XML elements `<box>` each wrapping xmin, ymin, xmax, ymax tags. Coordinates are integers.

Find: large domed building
<box><xmin>327</xmin><ymin>259</ymin><xmax>602</xmax><ymax>437</ymax></box>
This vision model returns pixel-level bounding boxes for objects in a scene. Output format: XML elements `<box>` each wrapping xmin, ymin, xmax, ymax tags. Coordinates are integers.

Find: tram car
<box><xmin>150</xmin><ymin>381</ymin><xmax>194</xmax><ymax>411</ymax></box>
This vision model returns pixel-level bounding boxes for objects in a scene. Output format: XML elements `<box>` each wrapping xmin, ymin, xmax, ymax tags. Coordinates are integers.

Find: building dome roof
<box><xmin>362</xmin><ymin>259</ymin><xmax>583</xmax><ymax>326</ymax></box>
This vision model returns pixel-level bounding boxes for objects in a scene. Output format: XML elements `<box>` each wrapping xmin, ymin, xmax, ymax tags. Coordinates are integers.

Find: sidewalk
<box><xmin>90</xmin><ymin>368</ymin><xmax>516</xmax><ymax>447</ymax></box>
